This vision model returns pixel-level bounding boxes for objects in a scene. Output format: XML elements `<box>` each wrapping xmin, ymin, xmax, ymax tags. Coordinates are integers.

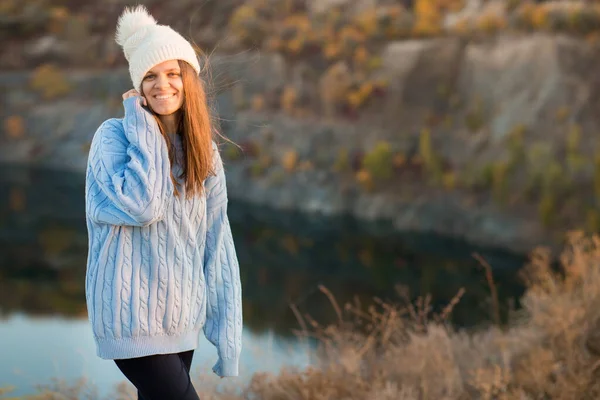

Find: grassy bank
<box><xmin>4</xmin><ymin>231</ymin><xmax>600</xmax><ymax>399</ymax></box>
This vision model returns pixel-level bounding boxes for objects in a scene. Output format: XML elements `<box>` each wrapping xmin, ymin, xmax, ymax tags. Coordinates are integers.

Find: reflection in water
<box><xmin>0</xmin><ymin>164</ymin><xmax>527</xmax><ymax>332</ymax></box>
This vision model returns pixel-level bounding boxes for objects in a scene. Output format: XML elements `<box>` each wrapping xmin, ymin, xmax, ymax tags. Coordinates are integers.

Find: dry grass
<box><xmin>6</xmin><ymin>231</ymin><xmax>600</xmax><ymax>399</ymax></box>
<box><xmin>243</xmin><ymin>231</ymin><xmax>600</xmax><ymax>399</ymax></box>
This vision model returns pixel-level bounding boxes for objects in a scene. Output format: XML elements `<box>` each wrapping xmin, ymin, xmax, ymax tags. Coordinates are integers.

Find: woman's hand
<box><xmin>122</xmin><ymin>89</ymin><xmax>147</xmax><ymax>106</ymax></box>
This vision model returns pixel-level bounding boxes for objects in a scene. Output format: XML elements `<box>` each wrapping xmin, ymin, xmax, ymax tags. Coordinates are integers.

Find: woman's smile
<box><xmin>154</xmin><ymin>93</ymin><xmax>176</xmax><ymax>100</ymax></box>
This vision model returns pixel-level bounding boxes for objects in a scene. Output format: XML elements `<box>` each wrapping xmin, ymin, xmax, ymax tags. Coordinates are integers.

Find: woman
<box><xmin>84</xmin><ymin>6</ymin><xmax>242</xmax><ymax>399</ymax></box>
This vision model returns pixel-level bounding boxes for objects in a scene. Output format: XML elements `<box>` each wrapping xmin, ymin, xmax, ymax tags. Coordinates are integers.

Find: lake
<box><xmin>0</xmin><ymin>164</ymin><xmax>526</xmax><ymax>397</ymax></box>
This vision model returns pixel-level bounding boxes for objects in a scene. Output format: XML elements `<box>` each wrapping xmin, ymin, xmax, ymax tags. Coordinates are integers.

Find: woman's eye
<box><xmin>144</xmin><ymin>75</ymin><xmax>155</xmax><ymax>80</ymax></box>
<box><xmin>169</xmin><ymin>73</ymin><xmax>180</xmax><ymax>77</ymax></box>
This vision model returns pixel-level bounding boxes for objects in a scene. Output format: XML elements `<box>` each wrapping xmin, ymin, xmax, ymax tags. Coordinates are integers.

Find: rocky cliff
<box><xmin>3</xmin><ymin>33</ymin><xmax>600</xmax><ymax>253</ymax></box>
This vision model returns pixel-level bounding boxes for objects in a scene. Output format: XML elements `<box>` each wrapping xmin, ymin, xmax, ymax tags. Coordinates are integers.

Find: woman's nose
<box><xmin>155</xmin><ymin>75</ymin><xmax>169</xmax><ymax>88</ymax></box>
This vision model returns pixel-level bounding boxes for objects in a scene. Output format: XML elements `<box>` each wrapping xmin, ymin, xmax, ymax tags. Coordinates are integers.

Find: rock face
<box><xmin>0</xmin><ymin>70</ymin><xmax>130</xmax><ymax>171</ymax></box>
<box><xmin>218</xmin><ymin>110</ymin><xmax>551</xmax><ymax>254</ymax></box>
<box><xmin>458</xmin><ymin>34</ymin><xmax>600</xmax><ymax>143</ymax></box>
<box><xmin>2</xmin><ymin>33</ymin><xmax>600</xmax><ymax>253</ymax></box>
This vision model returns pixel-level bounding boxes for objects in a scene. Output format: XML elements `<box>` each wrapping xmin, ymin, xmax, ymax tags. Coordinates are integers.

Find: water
<box><xmin>0</xmin><ymin>314</ymin><xmax>307</xmax><ymax>398</ymax></box>
<box><xmin>0</xmin><ymin>164</ymin><xmax>526</xmax><ymax>397</ymax></box>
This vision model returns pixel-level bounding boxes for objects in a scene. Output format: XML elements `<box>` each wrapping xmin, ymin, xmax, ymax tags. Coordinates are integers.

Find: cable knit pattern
<box><xmin>84</xmin><ymin>96</ymin><xmax>242</xmax><ymax>377</ymax></box>
<box><xmin>202</xmin><ymin>153</ymin><xmax>242</xmax><ymax>376</ymax></box>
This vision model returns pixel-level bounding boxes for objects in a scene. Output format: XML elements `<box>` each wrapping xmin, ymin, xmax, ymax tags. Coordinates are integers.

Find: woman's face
<box><xmin>141</xmin><ymin>59</ymin><xmax>184</xmax><ymax>116</ymax></box>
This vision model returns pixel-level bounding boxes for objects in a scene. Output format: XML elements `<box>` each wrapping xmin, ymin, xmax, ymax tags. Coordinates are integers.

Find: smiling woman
<box><xmin>84</xmin><ymin>5</ymin><xmax>243</xmax><ymax>400</ymax></box>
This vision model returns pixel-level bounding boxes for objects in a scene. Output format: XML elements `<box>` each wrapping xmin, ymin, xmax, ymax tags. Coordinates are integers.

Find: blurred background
<box><xmin>1</xmin><ymin>0</ymin><xmax>599</xmax><ymax>397</ymax></box>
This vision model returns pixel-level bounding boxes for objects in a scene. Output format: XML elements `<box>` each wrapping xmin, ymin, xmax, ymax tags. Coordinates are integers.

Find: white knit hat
<box><xmin>115</xmin><ymin>5</ymin><xmax>201</xmax><ymax>90</ymax></box>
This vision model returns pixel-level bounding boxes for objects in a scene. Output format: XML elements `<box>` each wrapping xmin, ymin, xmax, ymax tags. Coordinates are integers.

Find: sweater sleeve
<box><xmin>87</xmin><ymin>96</ymin><xmax>174</xmax><ymax>227</ymax></box>
<box><xmin>202</xmin><ymin>143</ymin><xmax>243</xmax><ymax>377</ymax></box>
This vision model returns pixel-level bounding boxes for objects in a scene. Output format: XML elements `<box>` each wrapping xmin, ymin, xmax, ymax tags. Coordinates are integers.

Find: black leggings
<box><xmin>114</xmin><ymin>350</ymin><xmax>199</xmax><ymax>400</ymax></box>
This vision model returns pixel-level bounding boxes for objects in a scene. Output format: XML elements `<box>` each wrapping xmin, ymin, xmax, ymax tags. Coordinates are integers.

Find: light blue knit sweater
<box><xmin>84</xmin><ymin>96</ymin><xmax>242</xmax><ymax>377</ymax></box>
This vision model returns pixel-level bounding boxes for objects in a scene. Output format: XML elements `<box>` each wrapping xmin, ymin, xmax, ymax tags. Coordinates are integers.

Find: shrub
<box><xmin>419</xmin><ymin>128</ymin><xmax>434</xmax><ymax>165</ymax></box>
<box><xmin>539</xmin><ymin>191</ymin><xmax>555</xmax><ymax>227</ymax></box>
<box><xmin>229</xmin><ymin>5</ymin><xmax>267</xmax><ymax>46</ymax></box>
<box><xmin>366</xmin><ymin>56</ymin><xmax>383</xmax><ymax>72</ymax></box>
<box><xmin>298</xmin><ymin>160</ymin><xmax>314</xmax><ymax>172</ymax></box>
<box><xmin>353</xmin><ymin>46</ymin><xmax>369</xmax><ymax>69</ymax></box>
<box><xmin>563</xmin><ymin>4</ymin><xmax>600</xmax><ymax>35</ymax></box>
<box><xmin>354</xmin><ymin>8</ymin><xmax>379</xmax><ymax>38</ymax></box>
<box><xmin>346</xmin><ymin>82</ymin><xmax>375</xmax><ymax>111</ymax></box>
<box><xmin>478</xmin><ymin>162</ymin><xmax>495</xmax><ymax>188</ymax></box>
<box><xmin>30</xmin><ymin>64</ymin><xmax>71</xmax><ymax>99</ymax></box>
<box><xmin>514</xmin><ymin>3</ymin><xmax>549</xmax><ymax>31</ymax></box>
<box><xmin>277</xmin><ymin>14</ymin><xmax>315</xmax><ymax>57</ymax></box>
<box><xmin>323</xmin><ymin>41</ymin><xmax>342</xmax><ymax>61</ymax></box>
<box><xmin>450</xmin><ymin>18</ymin><xmax>473</xmax><ymax>36</ymax></box>
<box><xmin>320</xmin><ymin>23</ymin><xmax>366</xmax><ymax>63</ymax></box>
<box><xmin>251</xmin><ymin>94</ymin><xmax>266</xmax><ymax>111</ymax></box>
<box><xmin>534</xmin><ymin>160</ymin><xmax>568</xmax><ymax>222</ymax></box>
<box><xmin>442</xmin><ymin>171</ymin><xmax>457</xmax><ymax>190</ymax></box>
<box><xmin>392</xmin><ymin>152</ymin><xmax>407</xmax><ymax>169</ymax></box>
<box><xmin>506</xmin><ymin>0</ymin><xmax>520</xmax><ymax>12</ymax></box>
<box><xmin>525</xmin><ymin>142</ymin><xmax>553</xmax><ymax>195</ymax></box>
<box><xmin>531</xmin><ymin>4</ymin><xmax>550</xmax><ymax>30</ymax></box>
<box><xmin>338</xmin><ymin>26</ymin><xmax>366</xmax><ymax>56</ymax></box>
<box><xmin>556</xmin><ymin>106</ymin><xmax>570</xmax><ymax>123</ymax></box>
<box><xmin>224</xmin><ymin>144</ymin><xmax>243</xmax><ymax>161</ymax></box>
<box><xmin>419</xmin><ymin>128</ymin><xmax>443</xmax><ymax>182</ymax></box>
<box><xmin>506</xmin><ymin>124</ymin><xmax>526</xmax><ymax>173</ymax></box>
<box><xmin>362</xmin><ymin>141</ymin><xmax>394</xmax><ymax>181</ymax></box>
<box><xmin>492</xmin><ymin>161</ymin><xmax>509</xmax><ymax>204</ymax></box>
<box><xmin>567</xmin><ymin>153</ymin><xmax>587</xmax><ymax>175</ymax></box>
<box><xmin>282</xmin><ymin>150</ymin><xmax>298</xmax><ymax>172</ymax></box>
<box><xmin>3</xmin><ymin>115</ymin><xmax>25</xmax><ymax>139</ymax></box>
<box><xmin>351</xmin><ymin>5</ymin><xmax>412</xmax><ymax>40</ymax></box>
<box><xmin>333</xmin><ymin>148</ymin><xmax>350</xmax><ymax>172</ymax></box>
<box><xmin>383</xmin><ymin>6</ymin><xmax>414</xmax><ymax>39</ymax></box>
<box><xmin>566</xmin><ymin>124</ymin><xmax>586</xmax><ymax>174</ymax></box>
<box><xmin>475</xmin><ymin>13</ymin><xmax>507</xmax><ymax>35</ymax></box>
<box><xmin>47</xmin><ymin>6</ymin><xmax>69</xmax><ymax>35</ymax></box>
<box><xmin>413</xmin><ymin>0</ymin><xmax>443</xmax><ymax>37</ymax></box>
<box><xmin>356</xmin><ymin>168</ymin><xmax>374</xmax><ymax>191</ymax></box>
<box><xmin>281</xmin><ymin>86</ymin><xmax>297</xmax><ymax>114</ymax></box>
<box><xmin>512</xmin><ymin>2</ymin><xmax>600</xmax><ymax>35</ymax></box>
<box><xmin>0</xmin><ymin>0</ymin><xmax>16</xmax><ymax>14</ymax></box>
<box><xmin>567</xmin><ymin>124</ymin><xmax>581</xmax><ymax>154</ymax></box>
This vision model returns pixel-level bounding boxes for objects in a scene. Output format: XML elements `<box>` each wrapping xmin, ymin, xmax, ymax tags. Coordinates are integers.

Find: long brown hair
<box><xmin>148</xmin><ymin>60</ymin><xmax>216</xmax><ymax>199</ymax></box>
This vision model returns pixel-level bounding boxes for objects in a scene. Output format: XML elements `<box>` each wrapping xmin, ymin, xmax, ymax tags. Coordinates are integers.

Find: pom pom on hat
<box><xmin>115</xmin><ymin>5</ymin><xmax>201</xmax><ymax>90</ymax></box>
<box><xmin>115</xmin><ymin>5</ymin><xmax>156</xmax><ymax>48</ymax></box>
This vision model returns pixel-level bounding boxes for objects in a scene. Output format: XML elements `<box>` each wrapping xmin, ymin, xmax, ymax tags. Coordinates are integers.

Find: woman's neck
<box><xmin>158</xmin><ymin>112</ymin><xmax>180</xmax><ymax>135</ymax></box>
